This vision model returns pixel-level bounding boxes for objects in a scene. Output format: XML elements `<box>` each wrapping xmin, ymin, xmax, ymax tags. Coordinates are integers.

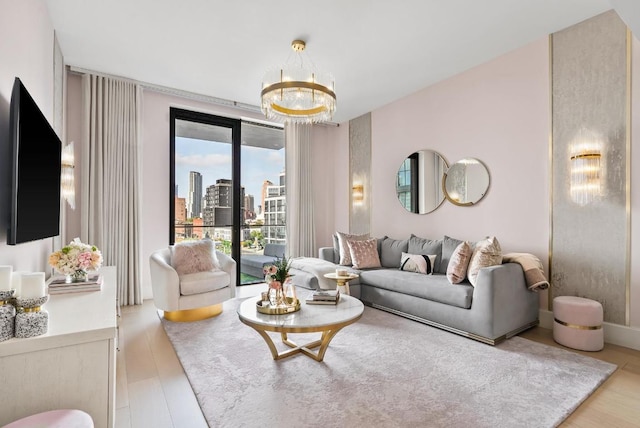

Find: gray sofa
<box><xmin>290</xmin><ymin>235</ymin><xmax>539</xmax><ymax>345</ymax></box>
<box><xmin>240</xmin><ymin>243</ymin><xmax>286</xmax><ymax>278</ymax></box>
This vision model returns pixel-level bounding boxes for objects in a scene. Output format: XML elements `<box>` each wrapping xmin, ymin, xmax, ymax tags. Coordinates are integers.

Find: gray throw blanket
<box><xmin>502</xmin><ymin>253</ymin><xmax>549</xmax><ymax>291</ymax></box>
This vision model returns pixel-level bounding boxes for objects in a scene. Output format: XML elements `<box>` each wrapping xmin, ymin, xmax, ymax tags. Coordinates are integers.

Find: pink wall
<box><xmin>0</xmin><ymin>0</ymin><xmax>57</xmax><ymax>272</ymax></box>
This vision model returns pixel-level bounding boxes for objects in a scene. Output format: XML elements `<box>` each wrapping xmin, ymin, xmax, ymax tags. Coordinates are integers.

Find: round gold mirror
<box><xmin>443</xmin><ymin>158</ymin><xmax>490</xmax><ymax>206</ymax></box>
<box><xmin>396</xmin><ymin>150</ymin><xmax>448</xmax><ymax>214</ymax></box>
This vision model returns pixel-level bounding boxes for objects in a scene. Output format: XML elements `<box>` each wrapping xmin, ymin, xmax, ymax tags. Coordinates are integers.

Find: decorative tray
<box><xmin>256</xmin><ymin>297</ymin><xmax>301</xmax><ymax>315</ymax></box>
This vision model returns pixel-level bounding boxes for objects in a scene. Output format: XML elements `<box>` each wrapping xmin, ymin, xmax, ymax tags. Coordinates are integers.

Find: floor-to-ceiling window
<box><xmin>170</xmin><ymin>108</ymin><xmax>285</xmax><ymax>285</ymax></box>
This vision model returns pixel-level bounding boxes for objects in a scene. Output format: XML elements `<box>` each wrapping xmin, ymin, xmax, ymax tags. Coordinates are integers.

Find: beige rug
<box><xmin>161</xmin><ymin>298</ymin><xmax>616</xmax><ymax>428</ymax></box>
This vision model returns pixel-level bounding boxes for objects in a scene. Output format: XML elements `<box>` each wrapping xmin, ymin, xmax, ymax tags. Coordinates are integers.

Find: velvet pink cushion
<box><xmin>553</xmin><ymin>296</ymin><xmax>604</xmax><ymax>351</ymax></box>
<box><xmin>171</xmin><ymin>240</ymin><xmax>220</xmax><ymax>275</ymax></box>
<box><xmin>336</xmin><ymin>231</ymin><xmax>369</xmax><ymax>265</ymax></box>
<box><xmin>446</xmin><ymin>241</ymin><xmax>472</xmax><ymax>284</ymax></box>
<box><xmin>347</xmin><ymin>238</ymin><xmax>381</xmax><ymax>269</ymax></box>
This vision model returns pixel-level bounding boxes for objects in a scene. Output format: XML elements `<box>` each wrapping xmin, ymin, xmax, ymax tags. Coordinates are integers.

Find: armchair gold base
<box><xmin>163</xmin><ymin>303</ymin><xmax>223</xmax><ymax>322</ymax></box>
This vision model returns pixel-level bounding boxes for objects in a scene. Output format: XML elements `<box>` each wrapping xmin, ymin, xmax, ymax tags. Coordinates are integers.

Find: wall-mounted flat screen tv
<box><xmin>7</xmin><ymin>77</ymin><xmax>62</xmax><ymax>245</ymax></box>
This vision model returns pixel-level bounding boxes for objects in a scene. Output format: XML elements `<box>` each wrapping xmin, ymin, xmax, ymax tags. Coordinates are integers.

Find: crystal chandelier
<box><xmin>261</xmin><ymin>40</ymin><xmax>336</xmax><ymax>124</ymax></box>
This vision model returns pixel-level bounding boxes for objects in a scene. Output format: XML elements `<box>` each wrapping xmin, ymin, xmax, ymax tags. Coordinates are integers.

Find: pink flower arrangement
<box><xmin>49</xmin><ymin>238</ymin><xmax>103</xmax><ymax>275</ymax></box>
<box><xmin>263</xmin><ymin>256</ymin><xmax>292</xmax><ymax>289</ymax></box>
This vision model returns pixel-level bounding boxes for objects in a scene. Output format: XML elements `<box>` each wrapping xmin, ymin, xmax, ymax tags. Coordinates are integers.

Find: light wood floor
<box><xmin>116</xmin><ymin>285</ymin><xmax>640</xmax><ymax>428</ymax></box>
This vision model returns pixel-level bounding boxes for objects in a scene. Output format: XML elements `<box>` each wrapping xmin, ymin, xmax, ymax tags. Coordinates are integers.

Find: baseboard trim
<box><xmin>539</xmin><ymin>309</ymin><xmax>640</xmax><ymax>351</ymax></box>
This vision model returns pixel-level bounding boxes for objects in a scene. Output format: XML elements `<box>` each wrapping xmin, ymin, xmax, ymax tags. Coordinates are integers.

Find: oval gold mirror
<box><xmin>396</xmin><ymin>150</ymin><xmax>448</xmax><ymax>214</ymax></box>
<box><xmin>443</xmin><ymin>158</ymin><xmax>490</xmax><ymax>206</ymax></box>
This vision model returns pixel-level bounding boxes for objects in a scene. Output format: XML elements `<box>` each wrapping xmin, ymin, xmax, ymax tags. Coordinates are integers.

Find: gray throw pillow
<box><xmin>380</xmin><ymin>236</ymin><xmax>409</xmax><ymax>268</ymax></box>
<box><xmin>441</xmin><ymin>235</ymin><xmax>464</xmax><ymax>274</ymax></box>
<box><xmin>408</xmin><ymin>234</ymin><xmax>443</xmax><ymax>272</ymax></box>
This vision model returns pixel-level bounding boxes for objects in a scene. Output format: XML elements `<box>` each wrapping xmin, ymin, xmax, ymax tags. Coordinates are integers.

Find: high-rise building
<box><xmin>244</xmin><ymin>194</ymin><xmax>255</xmax><ymax>220</ymax></box>
<box><xmin>263</xmin><ymin>171</ymin><xmax>286</xmax><ymax>245</ymax></box>
<box><xmin>203</xmin><ymin>179</ymin><xmax>245</xmax><ymax>227</ymax></box>
<box><xmin>261</xmin><ymin>180</ymin><xmax>273</xmax><ymax>217</ymax></box>
<box><xmin>187</xmin><ymin>171</ymin><xmax>202</xmax><ymax>218</ymax></box>
<box><xmin>175</xmin><ymin>196</ymin><xmax>186</xmax><ymax>223</ymax></box>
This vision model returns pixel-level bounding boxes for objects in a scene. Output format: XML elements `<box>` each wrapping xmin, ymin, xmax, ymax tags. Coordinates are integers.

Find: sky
<box><xmin>175</xmin><ymin>137</ymin><xmax>285</xmax><ymax>209</ymax></box>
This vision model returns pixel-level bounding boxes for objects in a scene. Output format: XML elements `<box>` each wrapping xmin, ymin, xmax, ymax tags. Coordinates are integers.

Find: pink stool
<box><xmin>4</xmin><ymin>409</ymin><xmax>93</xmax><ymax>428</ymax></box>
<box><xmin>553</xmin><ymin>296</ymin><xmax>604</xmax><ymax>351</ymax></box>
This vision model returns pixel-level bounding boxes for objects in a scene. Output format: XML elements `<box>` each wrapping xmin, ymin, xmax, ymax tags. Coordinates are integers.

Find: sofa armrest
<box><xmin>471</xmin><ymin>263</ymin><xmax>539</xmax><ymax>338</ymax></box>
<box><xmin>217</xmin><ymin>250</ymin><xmax>237</xmax><ymax>298</ymax></box>
<box><xmin>319</xmin><ymin>247</ymin><xmax>335</xmax><ymax>263</ymax></box>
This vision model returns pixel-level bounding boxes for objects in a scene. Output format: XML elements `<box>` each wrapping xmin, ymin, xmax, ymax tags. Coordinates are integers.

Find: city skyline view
<box><xmin>175</xmin><ymin>136</ymin><xmax>285</xmax><ymax>207</ymax></box>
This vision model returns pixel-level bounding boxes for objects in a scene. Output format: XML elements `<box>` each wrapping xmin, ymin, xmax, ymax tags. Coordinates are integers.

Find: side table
<box><xmin>323</xmin><ymin>273</ymin><xmax>359</xmax><ymax>296</ymax></box>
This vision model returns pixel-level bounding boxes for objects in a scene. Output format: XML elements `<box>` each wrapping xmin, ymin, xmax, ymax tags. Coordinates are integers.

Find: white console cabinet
<box><xmin>0</xmin><ymin>267</ymin><xmax>117</xmax><ymax>428</ymax></box>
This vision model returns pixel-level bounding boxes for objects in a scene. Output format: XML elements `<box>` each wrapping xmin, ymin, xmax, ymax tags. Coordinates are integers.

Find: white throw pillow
<box><xmin>399</xmin><ymin>252</ymin><xmax>437</xmax><ymax>275</ymax></box>
<box><xmin>467</xmin><ymin>237</ymin><xmax>502</xmax><ymax>286</ymax></box>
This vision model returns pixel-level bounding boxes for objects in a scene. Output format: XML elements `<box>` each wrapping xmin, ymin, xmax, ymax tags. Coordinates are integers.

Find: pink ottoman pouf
<box><xmin>553</xmin><ymin>296</ymin><xmax>604</xmax><ymax>351</ymax></box>
<box><xmin>4</xmin><ymin>409</ymin><xmax>93</xmax><ymax>428</ymax></box>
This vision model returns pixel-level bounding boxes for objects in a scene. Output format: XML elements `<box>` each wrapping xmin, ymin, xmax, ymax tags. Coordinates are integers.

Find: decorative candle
<box><xmin>336</xmin><ymin>268</ymin><xmax>348</xmax><ymax>277</ymax></box>
<box><xmin>11</xmin><ymin>271</ymin><xmax>27</xmax><ymax>297</ymax></box>
<box><xmin>0</xmin><ymin>266</ymin><xmax>12</xmax><ymax>291</ymax></box>
<box><xmin>20</xmin><ymin>273</ymin><xmax>46</xmax><ymax>299</ymax></box>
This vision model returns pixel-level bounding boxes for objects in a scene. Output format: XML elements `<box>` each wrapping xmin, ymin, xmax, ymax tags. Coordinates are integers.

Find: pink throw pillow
<box><xmin>446</xmin><ymin>241</ymin><xmax>472</xmax><ymax>284</ymax></box>
<box><xmin>171</xmin><ymin>240</ymin><xmax>220</xmax><ymax>275</ymax></box>
<box><xmin>347</xmin><ymin>239</ymin><xmax>381</xmax><ymax>269</ymax></box>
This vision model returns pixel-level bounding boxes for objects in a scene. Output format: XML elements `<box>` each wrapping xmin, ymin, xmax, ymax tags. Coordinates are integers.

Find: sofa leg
<box><xmin>163</xmin><ymin>303</ymin><xmax>223</xmax><ymax>322</ymax></box>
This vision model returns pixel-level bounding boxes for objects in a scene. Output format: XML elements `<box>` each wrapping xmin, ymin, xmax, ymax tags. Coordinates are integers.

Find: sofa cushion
<box><xmin>336</xmin><ymin>231</ymin><xmax>369</xmax><ymax>265</ymax></box>
<box><xmin>171</xmin><ymin>240</ymin><xmax>220</xmax><ymax>275</ymax></box>
<box><xmin>263</xmin><ymin>243</ymin><xmax>286</xmax><ymax>258</ymax></box>
<box><xmin>399</xmin><ymin>252</ymin><xmax>436</xmax><ymax>275</ymax></box>
<box><xmin>359</xmin><ymin>269</ymin><xmax>473</xmax><ymax>309</ymax></box>
<box><xmin>348</xmin><ymin>239</ymin><xmax>382</xmax><ymax>269</ymax></box>
<box><xmin>446</xmin><ymin>241</ymin><xmax>472</xmax><ymax>284</ymax></box>
<box><xmin>408</xmin><ymin>235</ymin><xmax>443</xmax><ymax>272</ymax></box>
<box><xmin>380</xmin><ymin>236</ymin><xmax>409</xmax><ymax>268</ymax></box>
<box><xmin>441</xmin><ymin>235</ymin><xmax>463</xmax><ymax>273</ymax></box>
<box><xmin>467</xmin><ymin>236</ymin><xmax>502</xmax><ymax>286</ymax></box>
<box><xmin>180</xmin><ymin>270</ymin><xmax>230</xmax><ymax>296</ymax></box>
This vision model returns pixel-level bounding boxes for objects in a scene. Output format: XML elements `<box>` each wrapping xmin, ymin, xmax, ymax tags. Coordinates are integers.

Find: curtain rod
<box><xmin>68</xmin><ymin>65</ymin><xmax>339</xmax><ymax>127</ymax></box>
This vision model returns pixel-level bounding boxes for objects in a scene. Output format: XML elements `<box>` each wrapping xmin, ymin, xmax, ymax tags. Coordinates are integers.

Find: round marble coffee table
<box><xmin>237</xmin><ymin>294</ymin><xmax>364</xmax><ymax>362</ymax></box>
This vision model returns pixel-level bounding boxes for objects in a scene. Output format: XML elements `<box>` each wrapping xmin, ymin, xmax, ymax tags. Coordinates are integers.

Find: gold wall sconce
<box><xmin>61</xmin><ymin>141</ymin><xmax>75</xmax><ymax>209</ymax></box>
<box><xmin>569</xmin><ymin>131</ymin><xmax>602</xmax><ymax>206</ymax></box>
<box><xmin>352</xmin><ymin>184</ymin><xmax>364</xmax><ymax>204</ymax></box>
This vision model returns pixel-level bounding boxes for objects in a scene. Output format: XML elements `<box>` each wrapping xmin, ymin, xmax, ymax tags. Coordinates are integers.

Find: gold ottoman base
<box><xmin>163</xmin><ymin>303</ymin><xmax>223</xmax><ymax>322</ymax></box>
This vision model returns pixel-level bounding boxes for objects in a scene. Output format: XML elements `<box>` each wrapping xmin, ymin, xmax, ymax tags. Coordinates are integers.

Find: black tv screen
<box><xmin>8</xmin><ymin>77</ymin><xmax>62</xmax><ymax>245</ymax></box>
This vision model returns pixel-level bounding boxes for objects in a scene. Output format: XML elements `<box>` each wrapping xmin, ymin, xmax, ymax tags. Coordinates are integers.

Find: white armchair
<box><xmin>149</xmin><ymin>247</ymin><xmax>236</xmax><ymax>321</ymax></box>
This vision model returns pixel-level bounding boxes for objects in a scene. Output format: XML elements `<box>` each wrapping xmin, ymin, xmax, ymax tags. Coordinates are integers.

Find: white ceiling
<box><xmin>46</xmin><ymin>0</ymin><xmax>630</xmax><ymax>124</ymax></box>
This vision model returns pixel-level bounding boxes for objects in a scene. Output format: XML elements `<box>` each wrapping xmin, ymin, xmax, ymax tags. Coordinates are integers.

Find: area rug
<box><xmin>161</xmin><ymin>298</ymin><xmax>616</xmax><ymax>428</ymax></box>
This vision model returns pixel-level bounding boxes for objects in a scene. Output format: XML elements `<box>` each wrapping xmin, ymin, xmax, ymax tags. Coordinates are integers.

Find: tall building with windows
<box><xmin>263</xmin><ymin>171</ymin><xmax>286</xmax><ymax>245</ymax></box>
<box><xmin>203</xmin><ymin>179</ymin><xmax>245</xmax><ymax>228</ymax></box>
<box><xmin>244</xmin><ymin>194</ymin><xmax>255</xmax><ymax>221</ymax></box>
<box><xmin>187</xmin><ymin>171</ymin><xmax>202</xmax><ymax>218</ymax></box>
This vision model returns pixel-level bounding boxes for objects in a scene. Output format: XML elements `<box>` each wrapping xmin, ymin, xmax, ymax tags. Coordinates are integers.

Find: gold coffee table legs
<box><xmin>248</xmin><ymin>327</ymin><xmax>346</xmax><ymax>362</ymax></box>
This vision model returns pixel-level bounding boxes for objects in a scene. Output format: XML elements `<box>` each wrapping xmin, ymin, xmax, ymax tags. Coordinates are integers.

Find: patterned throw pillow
<box><xmin>171</xmin><ymin>239</ymin><xmax>220</xmax><ymax>276</ymax></box>
<box><xmin>446</xmin><ymin>241</ymin><xmax>472</xmax><ymax>284</ymax></box>
<box><xmin>399</xmin><ymin>252</ymin><xmax>436</xmax><ymax>275</ymax></box>
<box><xmin>336</xmin><ymin>231</ymin><xmax>369</xmax><ymax>265</ymax></box>
<box><xmin>347</xmin><ymin>239</ymin><xmax>381</xmax><ymax>269</ymax></box>
<box><xmin>467</xmin><ymin>236</ymin><xmax>502</xmax><ymax>286</ymax></box>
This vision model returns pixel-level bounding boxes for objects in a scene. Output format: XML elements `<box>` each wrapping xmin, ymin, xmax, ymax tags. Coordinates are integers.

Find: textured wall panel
<box><xmin>349</xmin><ymin>113</ymin><xmax>371</xmax><ymax>235</ymax></box>
<box><xmin>551</xmin><ymin>11</ymin><xmax>629</xmax><ymax>324</ymax></box>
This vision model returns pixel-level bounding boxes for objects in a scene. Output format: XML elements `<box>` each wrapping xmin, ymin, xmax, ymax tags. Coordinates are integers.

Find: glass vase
<box><xmin>66</xmin><ymin>270</ymin><xmax>89</xmax><ymax>283</ymax></box>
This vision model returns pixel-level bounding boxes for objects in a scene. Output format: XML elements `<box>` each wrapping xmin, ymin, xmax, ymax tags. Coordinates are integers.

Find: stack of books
<box><xmin>48</xmin><ymin>274</ymin><xmax>103</xmax><ymax>294</ymax></box>
<box><xmin>305</xmin><ymin>289</ymin><xmax>340</xmax><ymax>305</ymax></box>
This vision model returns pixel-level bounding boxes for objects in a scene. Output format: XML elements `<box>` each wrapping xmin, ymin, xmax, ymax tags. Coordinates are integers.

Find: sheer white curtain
<box><xmin>285</xmin><ymin>123</ymin><xmax>315</xmax><ymax>257</ymax></box>
<box><xmin>81</xmin><ymin>74</ymin><xmax>142</xmax><ymax>305</ymax></box>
